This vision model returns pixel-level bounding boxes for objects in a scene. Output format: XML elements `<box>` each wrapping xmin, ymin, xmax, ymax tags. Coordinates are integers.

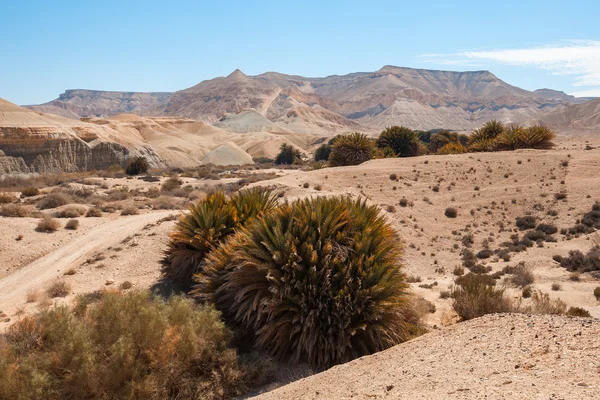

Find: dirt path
<box><xmin>0</xmin><ymin>211</ymin><xmax>174</xmax><ymax>314</ymax></box>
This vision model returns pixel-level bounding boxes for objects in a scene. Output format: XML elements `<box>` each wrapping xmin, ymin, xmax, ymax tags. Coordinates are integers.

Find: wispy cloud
<box><xmin>420</xmin><ymin>40</ymin><xmax>600</xmax><ymax>95</ymax></box>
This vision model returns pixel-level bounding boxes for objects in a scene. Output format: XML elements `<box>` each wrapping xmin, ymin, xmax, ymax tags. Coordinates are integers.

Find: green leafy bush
<box><xmin>314</xmin><ymin>144</ymin><xmax>332</xmax><ymax>161</ymax></box>
<box><xmin>376</xmin><ymin>126</ymin><xmax>421</xmax><ymax>157</ymax></box>
<box><xmin>196</xmin><ymin>196</ymin><xmax>420</xmax><ymax>369</ymax></box>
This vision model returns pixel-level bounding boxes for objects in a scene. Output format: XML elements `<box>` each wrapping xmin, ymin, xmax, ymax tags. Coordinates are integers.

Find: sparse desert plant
<box><xmin>452</xmin><ymin>273</ymin><xmax>512</xmax><ymax>320</ymax></box>
<box><xmin>527</xmin><ymin>291</ymin><xmax>566</xmax><ymax>315</ymax></box>
<box><xmin>20</xmin><ymin>187</ymin><xmax>40</xmax><ymax>197</ymax></box>
<box><xmin>195</xmin><ymin>196</ymin><xmax>421</xmax><ymax>369</ymax></box>
<box><xmin>36</xmin><ymin>217</ymin><xmax>61</xmax><ymax>232</ymax></box>
<box><xmin>0</xmin><ymin>193</ymin><xmax>16</xmax><ymax>204</ymax></box>
<box><xmin>0</xmin><ymin>290</ymin><xmax>274</xmax><ymax>400</ymax></box>
<box><xmin>25</xmin><ymin>288</ymin><xmax>40</xmax><ymax>303</ymax></box>
<box><xmin>46</xmin><ymin>281</ymin><xmax>71</xmax><ymax>298</ymax></box>
<box><xmin>120</xmin><ymin>207</ymin><xmax>139</xmax><ymax>216</ymax></box>
<box><xmin>161</xmin><ymin>176</ymin><xmax>183</xmax><ymax>192</ymax></box>
<box><xmin>515</xmin><ymin>215</ymin><xmax>536</xmax><ymax>230</ymax></box>
<box><xmin>510</xmin><ymin>263</ymin><xmax>535</xmax><ymax>288</ymax></box>
<box><xmin>445</xmin><ymin>207</ymin><xmax>458</xmax><ymax>218</ymax></box>
<box><xmin>85</xmin><ymin>207</ymin><xmax>103</xmax><ymax>217</ymax></box>
<box><xmin>120</xmin><ymin>281</ymin><xmax>133</xmax><ymax>290</ymax></box>
<box><xmin>522</xmin><ymin>286</ymin><xmax>533</xmax><ymax>298</ymax></box>
<box><xmin>567</xmin><ymin>306</ymin><xmax>592</xmax><ymax>317</ymax></box>
<box><xmin>551</xmin><ymin>283</ymin><xmax>561</xmax><ymax>291</ymax></box>
<box><xmin>0</xmin><ymin>204</ymin><xmax>30</xmax><ymax>217</ymax></box>
<box><xmin>65</xmin><ymin>219</ymin><xmax>80</xmax><ymax>230</ymax></box>
<box><xmin>53</xmin><ymin>205</ymin><xmax>86</xmax><ymax>218</ymax></box>
<box><xmin>594</xmin><ymin>287</ymin><xmax>600</xmax><ymax>301</ymax></box>
<box><xmin>329</xmin><ymin>132</ymin><xmax>375</xmax><ymax>166</ymax></box>
<box><xmin>163</xmin><ymin>187</ymin><xmax>278</xmax><ymax>289</ymax></box>
<box><xmin>37</xmin><ymin>192</ymin><xmax>72</xmax><ymax>209</ymax></box>
<box><xmin>275</xmin><ymin>143</ymin><xmax>302</xmax><ymax>165</ymax></box>
<box><xmin>125</xmin><ymin>156</ymin><xmax>149</xmax><ymax>175</ymax></box>
<box><xmin>558</xmin><ymin>247</ymin><xmax>600</xmax><ymax>272</ymax></box>
<box><xmin>376</xmin><ymin>126</ymin><xmax>421</xmax><ymax>157</ymax></box>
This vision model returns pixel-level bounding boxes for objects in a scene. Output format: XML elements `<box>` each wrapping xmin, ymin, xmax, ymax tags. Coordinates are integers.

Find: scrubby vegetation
<box><xmin>163</xmin><ymin>187</ymin><xmax>278</xmax><ymax>289</ymax></box>
<box><xmin>195</xmin><ymin>196</ymin><xmax>422</xmax><ymax>369</ymax></box>
<box><xmin>0</xmin><ymin>290</ymin><xmax>274</xmax><ymax>400</ymax></box>
<box><xmin>376</xmin><ymin>126</ymin><xmax>422</xmax><ymax>157</ymax></box>
<box><xmin>275</xmin><ymin>143</ymin><xmax>302</xmax><ymax>165</ymax></box>
<box><xmin>36</xmin><ymin>216</ymin><xmax>61</xmax><ymax>232</ymax></box>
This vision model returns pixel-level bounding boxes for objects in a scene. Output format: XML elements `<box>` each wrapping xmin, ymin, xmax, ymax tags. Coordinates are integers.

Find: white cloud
<box><xmin>420</xmin><ymin>40</ymin><xmax>600</xmax><ymax>96</ymax></box>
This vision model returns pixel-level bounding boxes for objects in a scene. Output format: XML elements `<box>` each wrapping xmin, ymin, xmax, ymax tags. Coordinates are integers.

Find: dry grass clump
<box><xmin>452</xmin><ymin>274</ymin><xmax>513</xmax><ymax>320</ymax></box>
<box><xmin>20</xmin><ymin>187</ymin><xmax>39</xmax><ymax>197</ymax></box>
<box><xmin>45</xmin><ymin>281</ymin><xmax>71</xmax><ymax>298</ymax></box>
<box><xmin>0</xmin><ymin>204</ymin><xmax>31</xmax><ymax>217</ymax></box>
<box><xmin>65</xmin><ymin>219</ymin><xmax>80</xmax><ymax>230</ymax></box>
<box><xmin>0</xmin><ymin>192</ymin><xmax>17</xmax><ymax>204</ymax></box>
<box><xmin>37</xmin><ymin>192</ymin><xmax>72</xmax><ymax>210</ymax></box>
<box><xmin>195</xmin><ymin>196</ymin><xmax>422</xmax><ymax>369</ymax></box>
<box><xmin>85</xmin><ymin>207</ymin><xmax>103</xmax><ymax>217</ymax></box>
<box><xmin>53</xmin><ymin>205</ymin><xmax>86</xmax><ymax>218</ymax></box>
<box><xmin>36</xmin><ymin>217</ymin><xmax>61</xmax><ymax>232</ymax></box>
<box><xmin>120</xmin><ymin>207</ymin><xmax>139</xmax><ymax>216</ymax></box>
<box><xmin>0</xmin><ymin>290</ymin><xmax>274</xmax><ymax>400</ymax></box>
<box><xmin>508</xmin><ymin>263</ymin><xmax>535</xmax><ymax>288</ymax></box>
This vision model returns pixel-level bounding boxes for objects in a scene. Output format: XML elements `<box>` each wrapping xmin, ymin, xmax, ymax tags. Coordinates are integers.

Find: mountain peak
<box><xmin>227</xmin><ymin>69</ymin><xmax>248</xmax><ymax>79</ymax></box>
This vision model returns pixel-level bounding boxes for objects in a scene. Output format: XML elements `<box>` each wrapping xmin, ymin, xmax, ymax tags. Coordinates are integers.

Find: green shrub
<box><xmin>376</xmin><ymin>126</ymin><xmax>421</xmax><ymax>157</ymax></box>
<box><xmin>429</xmin><ymin>130</ymin><xmax>460</xmax><ymax>153</ymax></box>
<box><xmin>468</xmin><ymin>120</ymin><xmax>504</xmax><ymax>152</ymax></box>
<box><xmin>314</xmin><ymin>144</ymin><xmax>332</xmax><ymax>161</ymax></box>
<box><xmin>275</xmin><ymin>143</ymin><xmax>302</xmax><ymax>165</ymax></box>
<box><xmin>163</xmin><ymin>187</ymin><xmax>277</xmax><ymax>289</ymax></box>
<box><xmin>196</xmin><ymin>196</ymin><xmax>421</xmax><ymax>369</ymax></box>
<box><xmin>0</xmin><ymin>290</ymin><xmax>273</xmax><ymax>400</ymax></box>
<box><xmin>519</xmin><ymin>125</ymin><xmax>555</xmax><ymax>149</ymax></box>
<box><xmin>125</xmin><ymin>157</ymin><xmax>149</xmax><ymax>175</ymax></box>
<box><xmin>329</xmin><ymin>132</ymin><xmax>374</xmax><ymax>166</ymax></box>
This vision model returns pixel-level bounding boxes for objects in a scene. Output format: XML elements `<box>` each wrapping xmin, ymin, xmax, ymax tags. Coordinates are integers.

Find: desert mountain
<box><xmin>0</xmin><ymin>98</ymin><xmax>317</xmax><ymax>173</ymax></box>
<box><xmin>528</xmin><ymin>98</ymin><xmax>600</xmax><ymax>133</ymax></box>
<box><xmin>28</xmin><ymin>66</ymin><xmax>590</xmax><ymax>132</ymax></box>
<box><xmin>27</xmin><ymin>89</ymin><xmax>172</xmax><ymax>119</ymax></box>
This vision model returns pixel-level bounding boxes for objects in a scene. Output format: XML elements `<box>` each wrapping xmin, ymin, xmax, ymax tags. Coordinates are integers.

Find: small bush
<box><xmin>37</xmin><ymin>192</ymin><xmax>72</xmax><ymax>210</ymax></box>
<box><xmin>536</xmin><ymin>223</ymin><xmax>557</xmax><ymax>234</ymax></box>
<box><xmin>275</xmin><ymin>143</ymin><xmax>302</xmax><ymax>165</ymax></box>
<box><xmin>65</xmin><ymin>219</ymin><xmax>80</xmax><ymax>230</ymax></box>
<box><xmin>329</xmin><ymin>132</ymin><xmax>374</xmax><ymax>167</ymax></box>
<box><xmin>0</xmin><ymin>193</ymin><xmax>16</xmax><ymax>204</ymax></box>
<box><xmin>0</xmin><ymin>204</ymin><xmax>30</xmax><ymax>217</ymax></box>
<box><xmin>36</xmin><ymin>217</ymin><xmax>61</xmax><ymax>232</ymax></box>
<box><xmin>516</xmin><ymin>216</ymin><xmax>536</xmax><ymax>230</ymax></box>
<box><xmin>389</xmin><ymin>173</ymin><xmax>397</xmax><ymax>181</ymax></box>
<box><xmin>522</xmin><ymin>286</ymin><xmax>533</xmax><ymax>298</ymax></box>
<box><xmin>445</xmin><ymin>207</ymin><xmax>458</xmax><ymax>218</ymax></box>
<box><xmin>0</xmin><ymin>290</ymin><xmax>274</xmax><ymax>399</ymax></box>
<box><xmin>53</xmin><ymin>205</ymin><xmax>86</xmax><ymax>218</ymax></box>
<box><xmin>46</xmin><ymin>281</ymin><xmax>71</xmax><ymax>298</ymax></box>
<box><xmin>558</xmin><ymin>247</ymin><xmax>600</xmax><ymax>272</ymax></box>
<box><xmin>510</xmin><ymin>264</ymin><xmax>535</xmax><ymax>288</ymax></box>
<box><xmin>594</xmin><ymin>287</ymin><xmax>600</xmax><ymax>301</ymax></box>
<box><xmin>85</xmin><ymin>208</ymin><xmax>103</xmax><ymax>217</ymax></box>
<box><xmin>567</xmin><ymin>307</ymin><xmax>591</xmax><ymax>318</ymax></box>
<box><xmin>21</xmin><ymin>187</ymin><xmax>40</xmax><ymax>197</ymax></box>
<box><xmin>551</xmin><ymin>283</ymin><xmax>561</xmax><ymax>291</ymax></box>
<box><xmin>452</xmin><ymin>275</ymin><xmax>512</xmax><ymax>320</ymax></box>
<box><xmin>120</xmin><ymin>207</ymin><xmax>139</xmax><ymax>216</ymax></box>
<box><xmin>314</xmin><ymin>144</ymin><xmax>332</xmax><ymax>161</ymax></box>
<box><xmin>376</xmin><ymin>126</ymin><xmax>421</xmax><ymax>157</ymax></box>
<box><xmin>125</xmin><ymin>157</ymin><xmax>149</xmax><ymax>175</ymax></box>
<box><xmin>161</xmin><ymin>176</ymin><xmax>183</xmax><ymax>192</ymax></box>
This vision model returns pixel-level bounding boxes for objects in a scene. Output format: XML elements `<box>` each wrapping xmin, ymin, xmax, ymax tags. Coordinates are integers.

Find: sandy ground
<box><xmin>253</xmin><ymin>313</ymin><xmax>600</xmax><ymax>399</ymax></box>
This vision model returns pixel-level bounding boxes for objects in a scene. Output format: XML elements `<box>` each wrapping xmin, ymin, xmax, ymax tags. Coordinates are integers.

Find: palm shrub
<box><xmin>275</xmin><ymin>143</ymin><xmax>301</xmax><ymax>165</ymax></box>
<box><xmin>195</xmin><ymin>196</ymin><xmax>420</xmax><ymax>369</ymax></box>
<box><xmin>519</xmin><ymin>125</ymin><xmax>555</xmax><ymax>149</ymax></box>
<box><xmin>468</xmin><ymin>120</ymin><xmax>505</xmax><ymax>152</ymax></box>
<box><xmin>163</xmin><ymin>187</ymin><xmax>277</xmax><ymax>289</ymax></box>
<box><xmin>376</xmin><ymin>126</ymin><xmax>421</xmax><ymax>157</ymax></box>
<box><xmin>314</xmin><ymin>144</ymin><xmax>332</xmax><ymax>161</ymax></box>
<box><xmin>0</xmin><ymin>290</ymin><xmax>273</xmax><ymax>400</ymax></box>
<box><xmin>125</xmin><ymin>156</ymin><xmax>149</xmax><ymax>175</ymax></box>
<box><xmin>496</xmin><ymin>125</ymin><xmax>523</xmax><ymax>150</ymax></box>
<box><xmin>429</xmin><ymin>130</ymin><xmax>460</xmax><ymax>153</ymax></box>
<box><xmin>329</xmin><ymin>132</ymin><xmax>375</xmax><ymax>166</ymax></box>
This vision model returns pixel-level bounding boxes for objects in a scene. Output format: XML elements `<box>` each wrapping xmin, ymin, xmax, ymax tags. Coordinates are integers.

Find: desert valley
<box><xmin>2</xmin><ymin>62</ymin><xmax>600</xmax><ymax>399</ymax></box>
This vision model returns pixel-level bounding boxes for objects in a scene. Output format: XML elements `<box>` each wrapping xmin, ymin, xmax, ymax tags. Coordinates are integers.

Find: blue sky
<box><xmin>1</xmin><ymin>0</ymin><xmax>599</xmax><ymax>105</ymax></box>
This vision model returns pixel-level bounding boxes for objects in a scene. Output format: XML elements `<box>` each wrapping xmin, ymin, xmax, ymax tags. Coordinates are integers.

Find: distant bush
<box><xmin>0</xmin><ymin>290</ymin><xmax>274</xmax><ymax>400</ymax></box>
<box><xmin>516</xmin><ymin>216</ymin><xmax>536</xmax><ymax>230</ymax></box>
<box><xmin>65</xmin><ymin>219</ymin><xmax>80</xmax><ymax>230</ymax></box>
<box><xmin>53</xmin><ymin>205</ymin><xmax>86</xmax><ymax>218</ymax></box>
<box><xmin>85</xmin><ymin>207</ymin><xmax>103</xmax><ymax>217</ymax></box>
<box><xmin>125</xmin><ymin>157</ymin><xmax>149</xmax><ymax>175</ymax></box>
<box><xmin>314</xmin><ymin>144</ymin><xmax>332</xmax><ymax>161</ymax></box>
<box><xmin>161</xmin><ymin>176</ymin><xmax>183</xmax><ymax>192</ymax></box>
<box><xmin>509</xmin><ymin>264</ymin><xmax>535</xmax><ymax>288</ymax></box>
<box><xmin>0</xmin><ymin>204</ymin><xmax>30</xmax><ymax>217</ymax></box>
<box><xmin>567</xmin><ymin>306</ymin><xmax>592</xmax><ymax>318</ymax></box>
<box><xmin>275</xmin><ymin>143</ymin><xmax>302</xmax><ymax>165</ymax></box>
<box><xmin>445</xmin><ymin>207</ymin><xmax>458</xmax><ymax>218</ymax></box>
<box><xmin>46</xmin><ymin>281</ymin><xmax>71</xmax><ymax>298</ymax></box>
<box><xmin>37</xmin><ymin>192</ymin><xmax>72</xmax><ymax>210</ymax></box>
<box><xmin>36</xmin><ymin>217</ymin><xmax>61</xmax><ymax>232</ymax></box>
<box><xmin>594</xmin><ymin>287</ymin><xmax>600</xmax><ymax>301</ymax></box>
<box><xmin>437</xmin><ymin>142</ymin><xmax>468</xmax><ymax>155</ymax></box>
<box><xmin>558</xmin><ymin>247</ymin><xmax>600</xmax><ymax>272</ymax></box>
<box><xmin>329</xmin><ymin>132</ymin><xmax>375</xmax><ymax>166</ymax></box>
<box><xmin>376</xmin><ymin>126</ymin><xmax>421</xmax><ymax>157</ymax></box>
<box><xmin>195</xmin><ymin>196</ymin><xmax>422</xmax><ymax>369</ymax></box>
<box><xmin>120</xmin><ymin>207</ymin><xmax>139</xmax><ymax>216</ymax></box>
<box><xmin>20</xmin><ymin>187</ymin><xmax>39</xmax><ymax>197</ymax></box>
<box><xmin>0</xmin><ymin>193</ymin><xmax>16</xmax><ymax>204</ymax></box>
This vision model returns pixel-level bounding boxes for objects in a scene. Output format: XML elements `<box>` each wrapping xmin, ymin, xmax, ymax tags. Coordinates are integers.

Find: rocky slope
<box><xmin>30</xmin><ymin>66</ymin><xmax>589</xmax><ymax>132</ymax></box>
<box><xmin>255</xmin><ymin>314</ymin><xmax>600</xmax><ymax>399</ymax></box>
<box><xmin>528</xmin><ymin>98</ymin><xmax>600</xmax><ymax>133</ymax></box>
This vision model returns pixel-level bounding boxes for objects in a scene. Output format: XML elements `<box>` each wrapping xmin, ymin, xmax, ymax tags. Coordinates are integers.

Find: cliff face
<box><xmin>0</xmin><ymin>150</ymin><xmax>30</xmax><ymax>174</ymax></box>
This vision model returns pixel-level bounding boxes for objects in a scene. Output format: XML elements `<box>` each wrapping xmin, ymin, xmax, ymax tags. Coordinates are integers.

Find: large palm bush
<box><xmin>429</xmin><ymin>130</ymin><xmax>460</xmax><ymax>153</ymax></box>
<box><xmin>195</xmin><ymin>196</ymin><xmax>418</xmax><ymax>369</ymax></box>
<box><xmin>468</xmin><ymin>120</ymin><xmax>505</xmax><ymax>152</ymax></box>
<box><xmin>496</xmin><ymin>125</ymin><xmax>523</xmax><ymax>150</ymax></box>
<box><xmin>163</xmin><ymin>187</ymin><xmax>277</xmax><ymax>289</ymax></box>
<box><xmin>519</xmin><ymin>125</ymin><xmax>555</xmax><ymax>149</ymax></box>
<box><xmin>328</xmin><ymin>132</ymin><xmax>375</xmax><ymax>166</ymax></box>
<box><xmin>376</xmin><ymin>126</ymin><xmax>421</xmax><ymax>157</ymax></box>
